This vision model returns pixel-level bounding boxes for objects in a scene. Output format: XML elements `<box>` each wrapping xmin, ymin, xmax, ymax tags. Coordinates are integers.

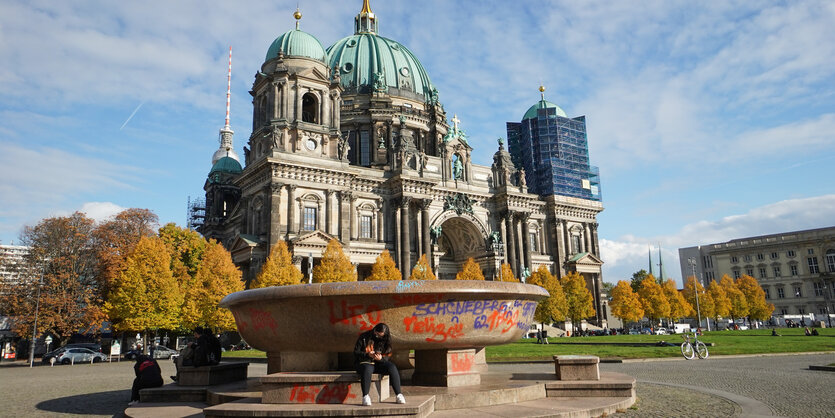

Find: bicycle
<box><xmin>680</xmin><ymin>332</ymin><xmax>709</xmax><ymax>360</ymax></box>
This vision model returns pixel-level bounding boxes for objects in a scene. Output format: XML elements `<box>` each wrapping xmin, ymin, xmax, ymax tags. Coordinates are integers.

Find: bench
<box><xmin>553</xmin><ymin>355</ymin><xmax>599</xmax><ymax>381</ymax></box>
<box><xmin>177</xmin><ymin>361</ymin><xmax>249</xmax><ymax>386</ymax></box>
<box><xmin>260</xmin><ymin>371</ymin><xmax>390</xmax><ymax>404</ymax></box>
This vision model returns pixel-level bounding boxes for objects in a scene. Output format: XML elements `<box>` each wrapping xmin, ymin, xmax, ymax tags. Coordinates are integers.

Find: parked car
<box><xmin>64</xmin><ymin>343</ymin><xmax>102</xmax><ymax>353</ymax></box>
<box><xmin>628</xmin><ymin>328</ymin><xmax>641</xmax><ymax>335</ymax></box>
<box><xmin>123</xmin><ymin>349</ymin><xmax>141</xmax><ymax>360</ymax></box>
<box><xmin>42</xmin><ymin>347</ymin><xmax>68</xmax><ymax>363</ymax></box>
<box><xmin>151</xmin><ymin>345</ymin><xmax>178</xmax><ymax>359</ymax></box>
<box><xmin>655</xmin><ymin>327</ymin><xmax>668</xmax><ymax>335</ymax></box>
<box><xmin>53</xmin><ymin>347</ymin><xmax>106</xmax><ymax>364</ymax></box>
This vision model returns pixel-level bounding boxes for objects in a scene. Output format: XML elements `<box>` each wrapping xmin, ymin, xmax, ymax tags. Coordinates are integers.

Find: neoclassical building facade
<box><xmin>198</xmin><ymin>2</ymin><xmax>606</xmax><ymax>324</ymax></box>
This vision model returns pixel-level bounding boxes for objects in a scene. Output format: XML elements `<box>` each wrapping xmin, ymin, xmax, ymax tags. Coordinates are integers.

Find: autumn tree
<box><xmin>736</xmin><ymin>275</ymin><xmax>774</xmax><ymax>324</ymax></box>
<box><xmin>366</xmin><ymin>250</ymin><xmax>401</xmax><ymax>281</ymax></box>
<box><xmin>561</xmin><ymin>272</ymin><xmax>596</xmax><ymax>331</ymax></box>
<box><xmin>252</xmin><ymin>241</ymin><xmax>302</xmax><ymax>288</ymax></box>
<box><xmin>720</xmin><ymin>275</ymin><xmax>748</xmax><ymax>322</ymax></box>
<box><xmin>683</xmin><ymin>276</ymin><xmax>715</xmax><ymax>326</ymax></box>
<box><xmin>529</xmin><ymin>265</ymin><xmax>567</xmax><ymax>324</ymax></box>
<box><xmin>499</xmin><ymin>263</ymin><xmax>517</xmax><ymax>282</ymax></box>
<box><xmin>181</xmin><ymin>240</ymin><xmax>243</xmax><ymax>331</ymax></box>
<box><xmin>0</xmin><ymin>213</ymin><xmax>103</xmax><ymax>338</ymax></box>
<box><xmin>313</xmin><ymin>239</ymin><xmax>356</xmax><ymax>283</ymax></box>
<box><xmin>158</xmin><ymin>223</ymin><xmax>207</xmax><ymax>286</ymax></box>
<box><xmin>630</xmin><ymin>269</ymin><xmax>649</xmax><ymax>293</ymax></box>
<box><xmin>610</xmin><ymin>280</ymin><xmax>644</xmax><ymax>324</ymax></box>
<box><xmin>93</xmin><ymin>209</ymin><xmax>158</xmax><ymax>296</ymax></box>
<box><xmin>662</xmin><ymin>279</ymin><xmax>693</xmax><ymax>322</ymax></box>
<box><xmin>104</xmin><ymin>236</ymin><xmax>182</xmax><ymax>350</ymax></box>
<box><xmin>455</xmin><ymin>258</ymin><xmax>485</xmax><ymax>280</ymax></box>
<box><xmin>409</xmin><ymin>254</ymin><xmax>436</xmax><ymax>280</ymax></box>
<box><xmin>637</xmin><ymin>275</ymin><xmax>669</xmax><ymax>325</ymax></box>
<box><xmin>708</xmin><ymin>279</ymin><xmax>730</xmax><ymax>327</ymax></box>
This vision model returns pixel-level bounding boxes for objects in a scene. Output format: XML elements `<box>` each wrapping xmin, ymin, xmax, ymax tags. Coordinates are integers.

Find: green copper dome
<box><xmin>209</xmin><ymin>156</ymin><xmax>243</xmax><ymax>176</ymax></box>
<box><xmin>265</xmin><ymin>29</ymin><xmax>327</xmax><ymax>62</ymax></box>
<box><xmin>326</xmin><ymin>33</ymin><xmax>434</xmax><ymax>98</ymax></box>
<box><xmin>523</xmin><ymin>99</ymin><xmax>567</xmax><ymax>120</ymax></box>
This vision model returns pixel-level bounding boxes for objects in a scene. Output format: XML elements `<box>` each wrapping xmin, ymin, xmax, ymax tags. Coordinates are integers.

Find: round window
<box><xmin>342</xmin><ymin>62</ymin><xmax>353</xmax><ymax>73</ymax></box>
<box><xmin>399</xmin><ymin>67</ymin><xmax>410</xmax><ymax>77</ymax></box>
<box><xmin>347</xmin><ymin>39</ymin><xmax>357</xmax><ymax>47</ymax></box>
<box><xmin>306</xmin><ymin>138</ymin><xmax>317</xmax><ymax>151</ymax></box>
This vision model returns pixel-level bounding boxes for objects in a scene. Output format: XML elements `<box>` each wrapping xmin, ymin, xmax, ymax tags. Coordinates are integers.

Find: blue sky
<box><xmin>2</xmin><ymin>0</ymin><xmax>834</xmax><ymax>285</ymax></box>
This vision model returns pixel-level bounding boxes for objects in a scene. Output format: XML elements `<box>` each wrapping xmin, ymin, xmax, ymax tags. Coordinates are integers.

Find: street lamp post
<box><xmin>822</xmin><ymin>278</ymin><xmax>833</xmax><ymax>328</ymax></box>
<box><xmin>492</xmin><ymin>242</ymin><xmax>504</xmax><ymax>281</ymax></box>
<box><xmin>688</xmin><ymin>258</ymin><xmax>704</xmax><ymax>332</ymax></box>
<box><xmin>28</xmin><ymin>264</ymin><xmax>45</xmax><ymax>368</ymax></box>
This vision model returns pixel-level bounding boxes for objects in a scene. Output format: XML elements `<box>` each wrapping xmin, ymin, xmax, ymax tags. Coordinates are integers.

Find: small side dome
<box><xmin>265</xmin><ymin>29</ymin><xmax>327</xmax><ymax>62</ymax></box>
<box><xmin>523</xmin><ymin>99</ymin><xmax>567</xmax><ymax>120</ymax></box>
<box><xmin>209</xmin><ymin>156</ymin><xmax>243</xmax><ymax>176</ymax></box>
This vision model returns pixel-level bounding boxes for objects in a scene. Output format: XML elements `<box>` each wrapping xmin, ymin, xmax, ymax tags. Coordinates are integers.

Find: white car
<box><xmin>655</xmin><ymin>327</ymin><xmax>668</xmax><ymax>335</ymax></box>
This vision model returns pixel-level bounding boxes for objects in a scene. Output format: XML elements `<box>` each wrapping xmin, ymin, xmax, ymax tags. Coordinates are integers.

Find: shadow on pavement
<box><xmin>36</xmin><ymin>389</ymin><xmax>130</xmax><ymax>416</ymax></box>
<box><xmin>510</xmin><ymin>372</ymin><xmax>556</xmax><ymax>381</ymax></box>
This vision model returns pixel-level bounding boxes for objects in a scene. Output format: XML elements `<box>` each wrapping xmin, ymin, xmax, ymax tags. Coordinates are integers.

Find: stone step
<box><xmin>426</xmin><ymin>396</ymin><xmax>634</xmax><ymax>418</ymax></box>
<box><xmin>544</xmin><ymin>372</ymin><xmax>636</xmax><ymax>398</ymax></box>
<box><xmin>125</xmin><ymin>402</ymin><xmax>207</xmax><ymax>418</ymax></box>
<box><xmin>403</xmin><ymin>381</ymin><xmax>545</xmax><ymax>410</ymax></box>
<box><xmin>202</xmin><ymin>395</ymin><xmax>436</xmax><ymax>417</ymax></box>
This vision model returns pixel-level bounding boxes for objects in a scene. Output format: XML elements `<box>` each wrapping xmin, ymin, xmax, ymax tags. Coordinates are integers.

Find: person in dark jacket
<box><xmin>353</xmin><ymin>323</ymin><xmax>405</xmax><ymax>406</ymax></box>
<box><xmin>193</xmin><ymin>328</ymin><xmax>221</xmax><ymax>367</ymax></box>
<box><xmin>129</xmin><ymin>354</ymin><xmax>163</xmax><ymax>405</ymax></box>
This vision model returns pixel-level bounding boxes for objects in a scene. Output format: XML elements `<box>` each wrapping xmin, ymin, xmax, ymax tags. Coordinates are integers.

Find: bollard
<box><xmin>50</xmin><ymin>357</ymin><xmax>55</xmax><ymax>367</ymax></box>
<box><xmin>71</xmin><ymin>357</ymin><xmax>74</xmax><ymax>366</ymax></box>
<box><xmin>91</xmin><ymin>356</ymin><xmax>94</xmax><ymax>365</ymax></box>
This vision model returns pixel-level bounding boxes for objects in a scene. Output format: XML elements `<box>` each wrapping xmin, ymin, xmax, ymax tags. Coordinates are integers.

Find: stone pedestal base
<box><xmin>177</xmin><ymin>362</ymin><xmax>249</xmax><ymax>386</ymax></box>
<box><xmin>412</xmin><ymin>348</ymin><xmax>481</xmax><ymax>387</ymax></box>
<box><xmin>260</xmin><ymin>372</ymin><xmax>389</xmax><ymax>404</ymax></box>
<box><xmin>553</xmin><ymin>355</ymin><xmax>600</xmax><ymax>381</ymax></box>
<box><xmin>266</xmin><ymin>351</ymin><xmax>336</xmax><ymax>374</ymax></box>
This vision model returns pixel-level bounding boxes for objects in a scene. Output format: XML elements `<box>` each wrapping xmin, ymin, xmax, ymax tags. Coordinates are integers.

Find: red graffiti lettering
<box><xmin>486</xmin><ymin>309</ymin><xmax>520</xmax><ymax>333</ymax></box>
<box><xmin>403</xmin><ymin>315</ymin><xmax>465</xmax><ymax>343</ymax></box>
<box><xmin>450</xmin><ymin>353</ymin><xmax>474</xmax><ymax>373</ymax></box>
<box><xmin>249</xmin><ymin>308</ymin><xmax>278</xmax><ymax>333</ymax></box>
<box><xmin>328</xmin><ymin>300</ymin><xmax>380</xmax><ymax>331</ymax></box>
<box><xmin>289</xmin><ymin>384</ymin><xmax>357</xmax><ymax>404</ymax></box>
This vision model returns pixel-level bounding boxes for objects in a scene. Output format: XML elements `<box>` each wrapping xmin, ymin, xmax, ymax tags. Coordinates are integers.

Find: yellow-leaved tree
<box><xmin>252</xmin><ymin>241</ymin><xmax>302</xmax><ymax>288</ymax></box>
<box><xmin>683</xmin><ymin>276</ymin><xmax>714</xmax><ymax>327</ymax></box>
<box><xmin>529</xmin><ymin>265</ymin><xmax>567</xmax><ymax>324</ymax></box>
<box><xmin>455</xmin><ymin>257</ymin><xmax>485</xmax><ymax>280</ymax></box>
<box><xmin>662</xmin><ymin>279</ymin><xmax>693</xmax><ymax>322</ymax></box>
<box><xmin>721</xmin><ymin>275</ymin><xmax>748</xmax><ymax>322</ymax></box>
<box><xmin>104</xmin><ymin>236</ymin><xmax>182</xmax><ymax>350</ymax></box>
<box><xmin>499</xmin><ymin>263</ymin><xmax>517</xmax><ymax>282</ymax></box>
<box><xmin>409</xmin><ymin>254</ymin><xmax>437</xmax><ymax>280</ymax></box>
<box><xmin>366</xmin><ymin>250</ymin><xmax>401</xmax><ymax>281</ymax></box>
<box><xmin>181</xmin><ymin>240</ymin><xmax>244</xmax><ymax>331</ymax></box>
<box><xmin>610</xmin><ymin>280</ymin><xmax>644</xmax><ymax>324</ymax></box>
<box><xmin>708</xmin><ymin>279</ymin><xmax>730</xmax><ymax>327</ymax></box>
<box><xmin>637</xmin><ymin>275</ymin><xmax>669</xmax><ymax>325</ymax></box>
<box><xmin>313</xmin><ymin>239</ymin><xmax>356</xmax><ymax>282</ymax></box>
<box><xmin>735</xmin><ymin>275</ymin><xmax>774</xmax><ymax>324</ymax></box>
<box><xmin>561</xmin><ymin>272</ymin><xmax>596</xmax><ymax>330</ymax></box>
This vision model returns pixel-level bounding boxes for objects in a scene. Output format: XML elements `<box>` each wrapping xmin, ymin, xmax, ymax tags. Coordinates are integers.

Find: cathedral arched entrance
<box><xmin>433</xmin><ymin>214</ymin><xmax>493</xmax><ymax>280</ymax></box>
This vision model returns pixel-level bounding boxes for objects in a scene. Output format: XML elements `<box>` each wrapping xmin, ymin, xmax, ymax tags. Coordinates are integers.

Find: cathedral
<box><xmin>197</xmin><ymin>1</ymin><xmax>607</xmax><ymax>324</ymax></box>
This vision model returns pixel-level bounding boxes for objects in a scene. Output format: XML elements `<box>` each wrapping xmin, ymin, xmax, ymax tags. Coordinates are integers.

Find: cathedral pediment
<box><xmin>292</xmin><ymin>230</ymin><xmax>340</xmax><ymax>249</ymax></box>
<box><xmin>229</xmin><ymin>234</ymin><xmax>262</xmax><ymax>253</ymax></box>
<box><xmin>296</xmin><ymin>66</ymin><xmax>330</xmax><ymax>82</ymax></box>
<box><xmin>565</xmin><ymin>252</ymin><xmax>603</xmax><ymax>273</ymax></box>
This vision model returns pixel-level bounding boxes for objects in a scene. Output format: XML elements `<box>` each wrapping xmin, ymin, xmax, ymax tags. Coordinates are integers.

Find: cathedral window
<box><xmin>359</xmin><ymin>130</ymin><xmax>370</xmax><ymax>166</ymax></box>
<box><xmin>529</xmin><ymin>231</ymin><xmax>538</xmax><ymax>253</ymax></box>
<box><xmin>303</xmin><ymin>207</ymin><xmax>317</xmax><ymax>231</ymax></box>
<box><xmin>302</xmin><ymin>93</ymin><xmax>318</xmax><ymax>123</ymax></box>
<box><xmin>360</xmin><ymin>215</ymin><xmax>372</xmax><ymax>239</ymax></box>
<box><xmin>571</xmin><ymin>234</ymin><xmax>581</xmax><ymax>255</ymax></box>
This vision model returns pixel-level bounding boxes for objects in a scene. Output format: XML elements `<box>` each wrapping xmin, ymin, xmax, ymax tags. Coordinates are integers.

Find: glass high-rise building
<box><xmin>506</xmin><ymin>87</ymin><xmax>601</xmax><ymax>201</ymax></box>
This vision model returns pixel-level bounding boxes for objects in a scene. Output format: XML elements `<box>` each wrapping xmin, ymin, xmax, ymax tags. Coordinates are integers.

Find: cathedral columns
<box><xmin>591</xmin><ymin>223</ymin><xmax>600</xmax><ymax>256</ymax></box>
<box><xmin>421</xmin><ymin>199</ymin><xmax>431</xmax><ymax>264</ymax></box>
<box><xmin>584</xmin><ymin>223</ymin><xmax>592</xmax><ymax>254</ymax></box>
<box><xmin>505</xmin><ymin>211</ymin><xmax>517</xmax><ymax>277</ymax></box>
<box><xmin>269</xmin><ymin>183</ymin><xmax>283</xmax><ymax>247</ymax></box>
<box><xmin>400</xmin><ymin>197</ymin><xmax>412</xmax><ymax>280</ymax></box>
<box><xmin>325</xmin><ymin>190</ymin><xmax>333</xmax><ymax>235</ymax></box>
<box><xmin>521</xmin><ymin>213</ymin><xmax>531</xmax><ymax>276</ymax></box>
<box><xmin>339</xmin><ymin>191</ymin><xmax>352</xmax><ymax>241</ymax></box>
<box><xmin>286</xmin><ymin>185</ymin><xmax>296</xmax><ymax>239</ymax></box>
<box><xmin>377</xmin><ymin>199</ymin><xmax>384</xmax><ymax>243</ymax></box>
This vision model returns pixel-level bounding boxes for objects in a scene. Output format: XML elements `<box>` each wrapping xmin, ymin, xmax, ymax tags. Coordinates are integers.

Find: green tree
<box><xmin>561</xmin><ymin>272</ymin><xmax>596</xmax><ymax>331</ymax></box>
<box><xmin>662</xmin><ymin>279</ymin><xmax>693</xmax><ymax>322</ymax></box>
<box><xmin>181</xmin><ymin>240</ymin><xmax>243</xmax><ymax>331</ymax></box>
<box><xmin>683</xmin><ymin>276</ymin><xmax>715</xmax><ymax>325</ymax></box>
<box><xmin>499</xmin><ymin>263</ymin><xmax>517</xmax><ymax>282</ymax></box>
<box><xmin>736</xmin><ymin>275</ymin><xmax>774</xmax><ymax>323</ymax></box>
<box><xmin>1</xmin><ymin>213</ymin><xmax>103</xmax><ymax>338</ymax></box>
<box><xmin>252</xmin><ymin>241</ymin><xmax>302</xmax><ymax>288</ymax></box>
<box><xmin>630</xmin><ymin>269</ymin><xmax>649</xmax><ymax>293</ymax></box>
<box><xmin>104</xmin><ymin>236</ymin><xmax>182</xmax><ymax>349</ymax></box>
<box><xmin>637</xmin><ymin>275</ymin><xmax>669</xmax><ymax>325</ymax></box>
<box><xmin>610</xmin><ymin>280</ymin><xmax>645</xmax><ymax>324</ymax></box>
<box><xmin>158</xmin><ymin>223</ymin><xmax>207</xmax><ymax>285</ymax></box>
<box><xmin>313</xmin><ymin>239</ymin><xmax>356</xmax><ymax>283</ymax></box>
<box><xmin>720</xmin><ymin>275</ymin><xmax>748</xmax><ymax>322</ymax></box>
<box><xmin>409</xmin><ymin>254</ymin><xmax>436</xmax><ymax>280</ymax></box>
<box><xmin>366</xmin><ymin>250</ymin><xmax>401</xmax><ymax>281</ymax></box>
<box><xmin>529</xmin><ymin>266</ymin><xmax>567</xmax><ymax>324</ymax></box>
<box><xmin>708</xmin><ymin>278</ymin><xmax>730</xmax><ymax>326</ymax></box>
<box><xmin>455</xmin><ymin>258</ymin><xmax>485</xmax><ymax>280</ymax></box>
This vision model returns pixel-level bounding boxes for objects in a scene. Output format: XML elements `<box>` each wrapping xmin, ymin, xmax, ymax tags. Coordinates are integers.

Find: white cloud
<box><xmin>78</xmin><ymin>202</ymin><xmax>126</xmax><ymax>223</ymax></box>
<box><xmin>601</xmin><ymin>195</ymin><xmax>835</xmax><ymax>285</ymax></box>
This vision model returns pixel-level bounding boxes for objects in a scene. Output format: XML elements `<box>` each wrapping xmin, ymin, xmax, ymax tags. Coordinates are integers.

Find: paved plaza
<box><xmin>0</xmin><ymin>353</ymin><xmax>832</xmax><ymax>417</ymax></box>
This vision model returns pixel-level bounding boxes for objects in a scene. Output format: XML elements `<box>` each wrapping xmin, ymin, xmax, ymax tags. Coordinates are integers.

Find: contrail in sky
<box><xmin>120</xmin><ymin>102</ymin><xmax>144</xmax><ymax>130</ymax></box>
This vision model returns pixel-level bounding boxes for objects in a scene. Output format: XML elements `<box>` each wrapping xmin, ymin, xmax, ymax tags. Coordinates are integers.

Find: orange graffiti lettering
<box><xmin>249</xmin><ymin>308</ymin><xmax>278</xmax><ymax>333</ymax></box>
<box><xmin>403</xmin><ymin>315</ymin><xmax>465</xmax><ymax>343</ymax></box>
<box><xmin>450</xmin><ymin>353</ymin><xmax>474</xmax><ymax>373</ymax></box>
<box><xmin>328</xmin><ymin>300</ymin><xmax>381</xmax><ymax>331</ymax></box>
<box><xmin>289</xmin><ymin>384</ymin><xmax>356</xmax><ymax>404</ymax></box>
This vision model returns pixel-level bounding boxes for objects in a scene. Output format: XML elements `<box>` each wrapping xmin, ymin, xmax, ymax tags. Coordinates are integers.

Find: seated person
<box><xmin>354</xmin><ymin>323</ymin><xmax>406</xmax><ymax>406</ymax></box>
<box><xmin>129</xmin><ymin>355</ymin><xmax>163</xmax><ymax>405</ymax></box>
<box><xmin>172</xmin><ymin>327</ymin><xmax>221</xmax><ymax>382</ymax></box>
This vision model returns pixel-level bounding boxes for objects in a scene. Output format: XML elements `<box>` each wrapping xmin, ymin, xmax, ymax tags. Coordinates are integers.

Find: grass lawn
<box><xmin>222</xmin><ymin>328</ymin><xmax>835</xmax><ymax>361</ymax></box>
